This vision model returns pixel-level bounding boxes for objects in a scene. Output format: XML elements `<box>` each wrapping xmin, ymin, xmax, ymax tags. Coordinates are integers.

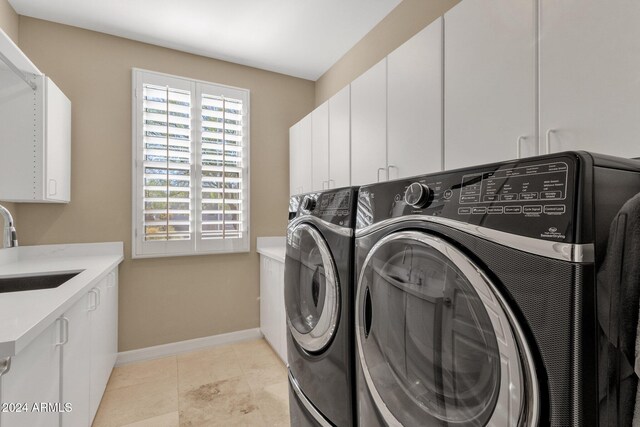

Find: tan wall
<box><xmin>16</xmin><ymin>17</ymin><xmax>315</xmax><ymax>351</ymax></box>
<box><xmin>0</xmin><ymin>0</ymin><xmax>18</xmax><ymax>42</ymax></box>
<box><xmin>315</xmin><ymin>0</ymin><xmax>460</xmax><ymax>106</ymax></box>
<box><xmin>0</xmin><ymin>0</ymin><xmax>19</xmax><ymax>230</ymax></box>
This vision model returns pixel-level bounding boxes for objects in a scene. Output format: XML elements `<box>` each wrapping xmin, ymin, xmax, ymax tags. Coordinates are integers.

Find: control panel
<box><xmin>357</xmin><ymin>155</ymin><xmax>578</xmax><ymax>243</ymax></box>
<box><xmin>289</xmin><ymin>187</ymin><xmax>357</xmax><ymax>228</ymax></box>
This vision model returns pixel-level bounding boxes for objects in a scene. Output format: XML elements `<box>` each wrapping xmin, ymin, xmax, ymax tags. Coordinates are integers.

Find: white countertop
<box><xmin>0</xmin><ymin>242</ymin><xmax>124</xmax><ymax>357</ymax></box>
<box><xmin>256</xmin><ymin>236</ymin><xmax>285</xmax><ymax>263</ymax></box>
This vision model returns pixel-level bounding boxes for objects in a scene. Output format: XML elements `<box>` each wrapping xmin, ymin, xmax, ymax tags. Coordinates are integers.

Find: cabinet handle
<box><xmin>56</xmin><ymin>317</ymin><xmax>69</xmax><ymax>346</ymax></box>
<box><xmin>377</xmin><ymin>167</ymin><xmax>386</xmax><ymax>182</ymax></box>
<box><xmin>0</xmin><ymin>357</ymin><xmax>11</xmax><ymax>377</ymax></box>
<box><xmin>107</xmin><ymin>271</ymin><xmax>116</xmax><ymax>288</ymax></box>
<box><xmin>387</xmin><ymin>165</ymin><xmax>398</xmax><ymax>180</ymax></box>
<box><xmin>545</xmin><ymin>129</ymin><xmax>556</xmax><ymax>154</ymax></box>
<box><xmin>516</xmin><ymin>136</ymin><xmax>526</xmax><ymax>159</ymax></box>
<box><xmin>88</xmin><ymin>289</ymin><xmax>98</xmax><ymax>311</ymax></box>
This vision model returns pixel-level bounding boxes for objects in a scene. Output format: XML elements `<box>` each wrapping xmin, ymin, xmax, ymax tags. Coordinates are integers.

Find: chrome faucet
<box><xmin>0</xmin><ymin>204</ymin><xmax>18</xmax><ymax>248</ymax></box>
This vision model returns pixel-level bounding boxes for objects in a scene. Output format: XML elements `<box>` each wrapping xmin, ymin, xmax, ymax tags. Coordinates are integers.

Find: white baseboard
<box><xmin>115</xmin><ymin>328</ymin><xmax>263</xmax><ymax>366</ymax></box>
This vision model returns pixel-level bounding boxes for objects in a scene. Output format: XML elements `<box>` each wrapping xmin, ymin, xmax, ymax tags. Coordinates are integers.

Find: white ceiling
<box><xmin>9</xmin><ymin>0</ymin><xmax>402</xmax><ymax>80</ymax></box>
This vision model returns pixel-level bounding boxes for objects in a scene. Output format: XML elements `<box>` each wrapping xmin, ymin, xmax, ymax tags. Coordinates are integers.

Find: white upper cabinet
<box><xmin>0</xmin><ymin>29</ymin><xmax>71</xmax><ymax>203</ymax></box>
<box><xmin>388</xmin><ymin>18</ymin><xmax>444</xmax><ymax>180</ymax></box>
<box><xmin>350</xmin><ymin>58</ymin><xmax>387</xmax><ymax>186</ymax></box>
<box><xmin>328</xmin><ymin>86</ymin><xmax>350</xmax><ymax>189</ymax></box>
<box><xmin>311</xmin><ymin>101</ymin><xmax>329</xmax><ymax>191</ymax></box>
<box><xmin>540</xmin><ymin>0</ymin><xmax>640</xmax><ymax>158</ymax></box>
<box><xmin>289</xmin><ymin>113</ymin><xmax>312</xmax><ymax>195</ymax></box>
<box><xmin>444</xmin><ymin>0</ymin><xmax>537</xmax><ymax>170</ymax></box>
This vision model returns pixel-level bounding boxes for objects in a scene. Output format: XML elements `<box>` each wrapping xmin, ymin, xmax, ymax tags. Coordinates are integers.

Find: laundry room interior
<box><xmin>0</xmin><ymin>0</ymin><xmax>639</xmax><ymax>426</ymax></box>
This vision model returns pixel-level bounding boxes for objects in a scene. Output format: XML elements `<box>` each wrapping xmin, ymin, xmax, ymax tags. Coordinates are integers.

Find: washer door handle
<box><xmin>364</xmin><ymin>286</ymin><xmax>373</xmax><ymax>338</ymax></box>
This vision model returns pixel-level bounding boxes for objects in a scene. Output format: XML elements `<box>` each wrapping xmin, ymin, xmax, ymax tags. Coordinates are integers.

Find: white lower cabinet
<box><xmin>89</xmin><ymin>270</ymin><xmax>118</xmax><ymax>423</ymax></box>
<box><xmin>0</xmin><ymin>321</ymin><xmax>61</xmax><ymax>427</ymax></box>
<box><xmin>0</xmin><ymin>267</ymin><xmax>118</xmax><ymax>427</ymax></box>
<box><xmin>259</xmin><ymin>256</ymin><xmax>287</xmax><ymax>363</ymax></box>
<box><xmin>61</xmin><ymin>292</ymin><xmax>91</xmax><ymax>427</ymax></box>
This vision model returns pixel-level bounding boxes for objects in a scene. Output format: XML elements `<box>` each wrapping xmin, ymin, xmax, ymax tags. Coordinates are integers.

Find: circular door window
<box><xmin>285</xmin><ymin>223</ymin><xmax>340</xmax><ymax>353</ymax></box>
<box><xmin>356</xmin><ymin>231</ymin><xmax>539</xmax><ymax>426</ymax></box>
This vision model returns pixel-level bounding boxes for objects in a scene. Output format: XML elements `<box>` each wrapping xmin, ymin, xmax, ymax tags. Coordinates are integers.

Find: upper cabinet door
<box><xmin>45</xmin><ymin>78</ymin><xmax>72</xmax><ymax>202</ymax></box>
<box><xmin>540</xmin><ymin>1</ymin><xmax>640</xmax><ymax>158</ymax></box>
<box><xmin>328</xmin><ymin>86</ymin><xmax>350</xmax><ymax>189</ymax></box>
<box><xmin>351</xmin><ymin>58</ymin><xmax>387</xmax><ymax>186</ymax></box>
<box><xmin>444</xmin><ymin>0</ymin><xmax>537</xmax><ymax>170</ymax></box>
<box><xmin>388</xmin><ymin>18</ymin><xmax>443</xmax><ymax>180</ymax></box>
<box><xmin>289</xmin><ymin>113</ymin><xmax>312</xmax><ymax>195</ymax></box>
<box><xmin>311</xmin><ymin>101</ymin><xmax>329</xmax><ymax>191</ymax></box>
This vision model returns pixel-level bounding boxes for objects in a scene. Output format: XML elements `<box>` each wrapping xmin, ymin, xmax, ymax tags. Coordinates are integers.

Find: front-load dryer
<box><xmin>285</xmin><ymin>187</ymin><xmax>358</xmax><ymax>426</ymax></box>
<box><xmin>354</xmin><ymin>152</ymin><xmax>640</xmax><ymax>426</ymax></box>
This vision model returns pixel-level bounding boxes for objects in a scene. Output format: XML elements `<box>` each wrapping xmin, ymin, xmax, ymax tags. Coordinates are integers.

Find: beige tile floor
<box><xmin>93</xmin><ymin>339</ymin><xmax>290</xmax><ymax>427</ymax></box>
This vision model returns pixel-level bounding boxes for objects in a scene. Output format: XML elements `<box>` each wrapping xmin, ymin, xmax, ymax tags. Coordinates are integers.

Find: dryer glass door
<box><xmin>285</xmin><ymin>223</ymin><xmax>340</xmax><ymax>353</ymax></box>
<box><xmin>356</xmin><ymin>231</ymin><xmax>538</xmax><ymax>426</ymax></box>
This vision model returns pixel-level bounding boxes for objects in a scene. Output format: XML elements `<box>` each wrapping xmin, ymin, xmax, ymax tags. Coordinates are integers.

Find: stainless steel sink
<box><xmin>0</xmin><ymin>271</ymin><xmax>83</xmax><ymax>293</ymax></box>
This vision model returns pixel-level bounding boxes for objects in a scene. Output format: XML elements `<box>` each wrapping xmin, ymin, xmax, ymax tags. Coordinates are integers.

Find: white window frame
<box><xmin>132</xmin><ymin>68</ymin><xmax>250</xmax><ymax>258</ymax></box>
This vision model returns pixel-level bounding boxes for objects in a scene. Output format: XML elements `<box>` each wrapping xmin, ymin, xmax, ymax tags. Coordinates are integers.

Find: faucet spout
<box><xmin>0</xmin><ymin>204</ymin><xmax>18</xmax><ymax>248</ymax></box>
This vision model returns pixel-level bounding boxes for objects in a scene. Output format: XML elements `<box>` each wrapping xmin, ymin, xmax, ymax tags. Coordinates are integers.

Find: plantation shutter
<box><xmin>200</xmin><ymin>94</ymin><xmax>244</xmax><ymax>239</ymax></box>
<box><xmin>197</xmin><ymin>83</ymin><xmax>249</xmax><ymax>252</ymax></box>
<box><xmin>133</xmin><ymin>69</ymin><xmax>250</xmax><ymax>258</ymax></box>
<box><xmin>142</xmin><ymin>83</ymin><xmax>193</xmax><ymax>242</ymax></box>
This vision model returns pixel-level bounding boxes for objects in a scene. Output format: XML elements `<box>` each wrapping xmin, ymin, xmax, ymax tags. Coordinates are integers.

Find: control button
<box><xmin>488</xmin><ymin>207</ymin><xmax>504</xmax><ymax>214</ymax></box>
<box><xmin>483</xmin><ymin>195</ymin><xmax>499</xmax><ymax>202</ymax></box>
<box><xmin>404</xmin><ymin>183</ymin><xmax>432</xmax><ymax>208</ymax></box>
<box><xmin>523</xmin><ymin>205</ymin><xmax>542</xmax><ymax>214</ymax></box>
<box><xmin>460</xmin><ymin>195</ymin><xmax>481</xmax><ymax>203</ymax></box>
<box><xmin>501</xmin><ymin>194</ymin><xmax>518</xmax><ymax>201</ymax></box>
<box><xmin>541</xmin><ymin>191</ymin><xmax>562</xmax><ymax>199</ymax></box>
<box><xmin>472</xmin><ymin>207</ymin><xmax>487</xmax><ymax>215</ymax></box>
<box><xmin>504</xmin><ymin>206</ymin><xmax>522</xmax><ymax>214</ymax></box>
<box><xmin>520</xmin><ymin>192</ymin><xmax>539</xmax><ymax>201</ymax></box>
<box><xmin>544</xmin><ymin>205</ymin><xmax>566</xmax><ymax>214</ymax></box>
<box><xmin>443</xmin><ymin>189</ymin><xmax>453</xmax><ymax>200</ymax></box>
<box><xmin>458</xmin><ymin>207</ymin><xmax>472</xmax><ymax>215</ymax></box>
<box><xmin>301</xmin><ymin>196</ymin><xmax>316</xmax><ymax>212</ymax></box>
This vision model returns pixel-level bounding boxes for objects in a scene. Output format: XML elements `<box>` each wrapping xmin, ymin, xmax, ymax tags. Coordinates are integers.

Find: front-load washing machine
<box><xmin>285</xmin><ymin>187</ymin><xmax>358</xmax><ymax>426</ymax></box>
<box><xmin>354</xmin><ymin>152</ymin><xmax>640</xmax><ymax>426</ymax></box>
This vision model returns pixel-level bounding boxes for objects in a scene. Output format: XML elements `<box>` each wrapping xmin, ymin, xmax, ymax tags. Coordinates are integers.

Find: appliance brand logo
<box><xmin>541</xmin><ymin>226</ymin><xmax>565</xmax><ymax>240</ymax></box>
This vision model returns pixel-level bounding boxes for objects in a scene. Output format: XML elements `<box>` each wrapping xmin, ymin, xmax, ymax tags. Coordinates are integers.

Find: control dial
<box><xmin>301</xmin><ymin>196</ymin><xmax>316</xmax><ymax>212</ymax></box>
<box><xmin>404</xmin><ymin>183</ymin><xmax>432</xmax><ymax>208</ymax></box>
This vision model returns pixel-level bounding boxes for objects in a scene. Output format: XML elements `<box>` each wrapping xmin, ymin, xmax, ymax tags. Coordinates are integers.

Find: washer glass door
<box><xmin>356</xmin><ymin>231</ymin><xmax>538</xmax><ymax>426</ymax></box>
<box><xmin>285</xmin><ymin>223</ymin><xmax>340</xmax><ymax>353</ymax></box>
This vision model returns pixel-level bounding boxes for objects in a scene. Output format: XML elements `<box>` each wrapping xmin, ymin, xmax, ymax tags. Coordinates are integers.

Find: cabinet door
<box><xmin>311</xmin><ymin>102</ymin><xmax>329</xmax><ymax>191</ymax></box>
<box><xmin>0</xmin><ymin>321</ymin><xmax>61</xmax><ymax>427</ymax></box>
<box><xmin>260</xmin><ymin>256</ymin><xmax>274</xmax><ymax>345</ymax></box>
<box><xmin>45</xmin><ymin>77</ymin><xmax>71</xmax><ymax>202</ymax></box>
<box><xmin>388</xmin><ymin>18</ymin><xmax>443</xmax><ymax>179</ymax></box>
<box><xmin>274</xmin><ymin>260</ymin><xmax>287</xmax><ymax>364</ymax></box>
<box><xmin>105</xmin><ymin>270</ymin><xmax>118</xmax><ymax>371</ymax></box>
<box><xmin>89</xmin><ymin>276</ymin><xmax>114</xmax><ymax>424</ymax></box>
<box><xmin>61</xmin><ymin>293</ymin><xmax>91</xmax><ymax>427</ymax></box>
<box><xmin>540</xmin><ymin>1</ymin><xmax>640</xmax><ymax>158</ymax></box>
<box><xmin>351</xmin><ymin>59</ymin><xmax>387</xmax><ymax>186</ymax></box>
<box><xmin>444</xmin><ymin>0</ymin><xmax>537</xmax><ymax>170</ymax></box>
<box><xmin>289</xmin><ymin>114</ymin><xmax>313</xmax><ymax>195</ymax></box>
<box><xmin>328</xmin><ymin>86</ymin><xmax>350</xmax><ymax>189</ymax></box>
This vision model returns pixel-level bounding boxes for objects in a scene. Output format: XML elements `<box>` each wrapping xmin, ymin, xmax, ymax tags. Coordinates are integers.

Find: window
<box><xmin>132</xmin><ymin>69</ymin><xmax>250</xmax><ymax>258</ymax></box>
